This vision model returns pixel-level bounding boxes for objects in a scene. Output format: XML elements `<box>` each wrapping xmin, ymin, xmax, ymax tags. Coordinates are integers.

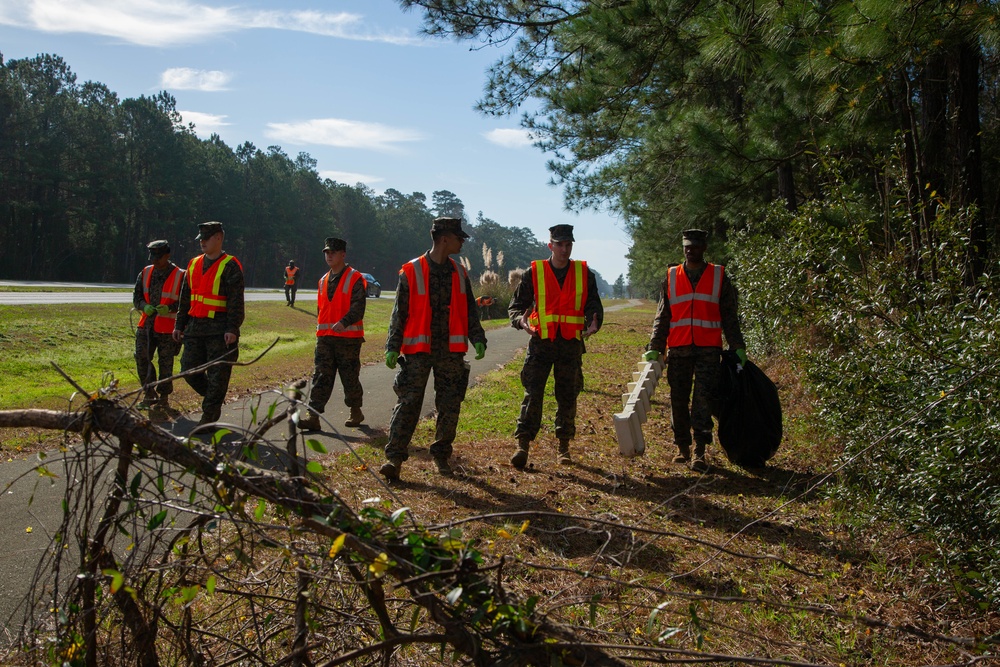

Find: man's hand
<box><xmin>474</xmin><ymin>342</ymin><xmax>486</xmax><ymax>360</ymax></box>
<box><xmin>143</xmin><ymin>304</ymin><xmax>157</xmax><ymax>316</ymax></box>
<box><xmin>736</xmin><ymin>348</ymin><xmax>747</xmax><ymax>365</ymax></box>
<box><xmin>582</xmin><ymin>313</ymin><xmax>599</xmax><ymax>339</ymax></box>
<box><xmin>642</xmin><ymin>350</ymin><xmax>660</xmax><ymax>362</ymax></box>
<box><xmin>519</xmin><ymin>312</ymin><xmax>538</xmax><ymax>337</ymax></box>
<box><xmin>332</xmin><ymin>321</ymin><xmax>346</xmax><ymax>333</ymax></box>
<box><xmin>172</xmin><ymin>329</ymin><xmax>183</xmax><ymax>343</ymax></box>
<box><xmin>155</xmin><ymin>304</ymin><xmax>169</xmax><ymax>316</ymax></box>
<box><xmin>385</xmin><ymin>351</ymin><xmax>399</xmax><ymax>369</ymax></box>
<box><xmin>224</xmin><ymin>332</ymin><xmax>238</xmax><ymax>346</ymax></box>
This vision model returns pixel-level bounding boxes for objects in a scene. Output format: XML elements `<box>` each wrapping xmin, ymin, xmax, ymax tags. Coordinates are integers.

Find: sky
<box><xmin>0</xmin><ymin>0</ymin><xmax>634</xmax><ymax>282</ymax></box>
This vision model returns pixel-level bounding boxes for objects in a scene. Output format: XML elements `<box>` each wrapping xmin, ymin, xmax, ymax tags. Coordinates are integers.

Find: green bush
<box><xmin>730</xmin><ymin>181</ymin><xmax>1000</xmax><ymax>607</ymax></box>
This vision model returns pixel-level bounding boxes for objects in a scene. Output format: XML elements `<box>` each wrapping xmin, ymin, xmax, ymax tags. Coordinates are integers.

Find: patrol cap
<box><xmin>146</xmin><ymin>239</ymin><xmax>170</xmax><ymax>256</ymax></box>
<box><xmin>549</xmin><ymin>224</ymin><xmax>575</xmax><ymax>242</ymax></box>
<box><xmin>288</xmin><ymin>260</ymin><xmax>296</xmax><ymax>265</ymax></box>
<box><xmin>431</xmin><ymin>216</ymin><xmax>470</xmax><ymax>239</ymax></box>
<box><xmin>323</xmin><ymin>237</ymin><xmax>347</xmax><ymax>252</ymax></box>
<box><xmin>682</xmin><ymin>229</ymin><xmax>709</xmax><ymax>247</ymax></box>
<box><xmin>196</xmin><ymin>221</ymin><xmax>224</xmax><ymax>240</ymax></box>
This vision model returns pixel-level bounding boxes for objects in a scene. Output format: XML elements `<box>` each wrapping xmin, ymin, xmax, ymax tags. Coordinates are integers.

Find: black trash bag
<box><xmin>716</xmin><ymin>351</ymin><xmax>782</xmax><ymax>468</ymax></box>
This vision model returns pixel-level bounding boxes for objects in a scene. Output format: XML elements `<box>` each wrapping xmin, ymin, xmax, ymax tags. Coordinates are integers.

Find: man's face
<box><xmin>150</xmin><ymin>252</ymin><xmax>170</xmax><ymax>269</ymax></box>
<box><xmin>444</xmin><ymin>232</ymin><xmax>465</xmax><ymax>255</ymax></box>
<box><xmin>683</xmin><ymin>242</ymin><xmax>706</xmax><ymax>264</ymax></box>
<box><xmin>200</xmin><ymin>231</ymin><xmax>223</xmax><ymax>255</ymax></box>
<box><xmin>549</xmin><ymin>239</ymin><xmax>573</xmax><ymax>263</ymax></box>
<box><xmin>324</xmin><ymin>249</ymin><xmax>345</xmax><ymax>268</ymax></box>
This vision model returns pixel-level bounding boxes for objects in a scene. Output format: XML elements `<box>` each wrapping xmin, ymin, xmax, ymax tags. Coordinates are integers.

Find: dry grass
<box><xmin>327</xmin><ymin>303</ymin><xmax>999</xmax><ymax>665</ymax></box>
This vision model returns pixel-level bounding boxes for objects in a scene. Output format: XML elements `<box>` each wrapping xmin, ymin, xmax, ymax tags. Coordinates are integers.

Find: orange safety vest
<box><xmin>530</xmin><ymin>259</ymin><xmax>588</xmax><ymax>340</ymax></box>
<box><xmin>316</xmin><ymin>267</ymin><xmax>365</xmax><ymax>338</ymax></box>
<box><xmin>138</xmin><ymin>265</ymin><xmax>184</xmax><ymax>333</ymax></box>
<box><xmin>186</xmin><ymin>253</ymin><xmax>242</xmax><ymax>319</ymax></box>
<box><xmin>666</xmin><ymin>263</ymin><xmax>723</xmax><ymax>347</ymax></box>
<box><xmin>399</xmin><ymin>256</ymin><xmax>469</xmax><ymax>354</ymax></box>
<box><xmin>284</xmin><ymin>266</ymin><xmax>300</xmax><ymax>285</ymax></box>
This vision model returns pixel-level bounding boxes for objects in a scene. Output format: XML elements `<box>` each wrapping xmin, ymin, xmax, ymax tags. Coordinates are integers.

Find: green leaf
<box><xmin>254</xmin><ymin>499</ymin><xmax>267</xmax><ymax>521</ymax></box>
<box><xmin>306</xmin><ymin>461</ymin><xmax>323</xmax><ymax>474</ymax></box>
<box><xmin>206</xmin><ymin>575</ymin><xmax>217</xmax><ymax>595</ymax></box>
<box><xmin>103</xmin><ymin>569</ymin><xmax>124</xmax><ymax>594</ymax></box>
<box><xmin>147</xmin><ymin>510</ymin><xmax>168</xmax><ymax>531</ymax></box>
<box><xmin>180</xmin><ymin>585</ymin><xmax>200</xmax><ymax>604</ymax></box>
<box><xmin>306</xmin><ymin>439</ymin><xmax>327</xmax><ymax>454</ymax></box>
<box><xmin>130</xmin><ymin>472</ymin><xmax>143</xmax><ymax>498</ymax></box>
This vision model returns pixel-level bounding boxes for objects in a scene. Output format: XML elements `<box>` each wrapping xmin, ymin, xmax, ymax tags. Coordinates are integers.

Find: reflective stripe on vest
<box><xmin>316</xmin><ymin>267</ymin><xmax>365</xmax><ymax>337</ymax></box>
<box><xmin>400</xmin><ymin>256</ymin><xmax>469</xmax><ymax>354</ymax></box>
<box><xmin>531</xmin><ymin>259</ymin><xmax>588</xmax><ymax>340</ymax></box>
<box><xmin>138</xmin><ymin>265</ymin><xmax>184</xmax><ymax>333</ymax></box>
<box><xmin>666</xmin><ymin>263</ymin><xmax>723</xmax><ymax>347</ymax></box>
<box><xmin>187</xmin><ymin>253</ymin><xmax>237</xmax><ymax>319</ymax></box>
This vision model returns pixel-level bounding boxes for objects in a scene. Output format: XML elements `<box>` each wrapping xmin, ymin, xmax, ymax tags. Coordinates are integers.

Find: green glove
<box><xmin>474</xmin><ymin>342</ymin><xmax>486</xmax><ymax>360</ymax></box>
<box><xmin>736</xmin><ymin>348</ymin><xmax>747</xmax><ymax>365</ymax></box>
<box><xmin>642</xmin><ymin>350</ymin><xmax>660</xmax><ymax>362</ymax></box>
<box><xmin>142</xmin><ymin>304</ymin><xmax>157</xmax><ymax>316</ymax></box>
<box><xmin>385</xmin><ymin>351</ymin><xmax>399</xmax><ymax>369</ymax></box>
<box><xmin>155</xmin><ymin>304</ymin><xmax>170</xmax><ymax>316</ymax></box>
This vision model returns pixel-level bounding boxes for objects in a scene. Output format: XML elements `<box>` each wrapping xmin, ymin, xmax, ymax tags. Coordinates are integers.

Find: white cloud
<box><xmin>162</xmin><ymin>67</ymin><xmax>231</xmax><ymax>91</ymax></box>
<box><xmin>178</xmin><ymin>110</ymin><xmax>230</xmax><ymax>137</ymax></box>
<box><xmin>319</xmin><ymin>170</ymin><xmax>383</xmax><ymax>186</ymax></box>
<box><xmin>0</xmin><ymin>0</ymin><xmax>423</xmax><ymax>48</ymax></box>
<box><xmin>265</xmin><ymin>118</ymin><xmax>424</xmax><ymax>152</ymax></box>
<box><xmin>484</xmin><ymin>128</ymin><xmax>534</xmax><ymax>149</ymax></box>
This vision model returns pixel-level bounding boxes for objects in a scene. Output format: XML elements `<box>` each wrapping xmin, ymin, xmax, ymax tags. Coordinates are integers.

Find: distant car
<box><xmin>361</xmin><ymin>273</ymin><xmax>381</xmax><ymax>298</ymax></box>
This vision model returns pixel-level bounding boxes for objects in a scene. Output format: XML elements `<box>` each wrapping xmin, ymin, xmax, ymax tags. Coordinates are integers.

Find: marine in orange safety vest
<box><xmin>132</xmin><ymin>239</ymin><xmax>184</xmax><ymax>410</ymax></box>
<box><xmin>296</xmin><ymin>237</ymin><xmax>368</xmax><ymax>432</ymax></box>
<box><xmin>643</xmin><ymin>228</ymin><xmax>747</xmax><ymax>473</ymax></box>
<box><xmin>172</xmin><ymin>221</ymin><xmax>246</xmax><ymax>427</ymax></box>
<box><xmin>508</xmin><ymin>224</ymin><xmax>603</xmax><ymax>469</ymax></box>
<box><xmin>283</xmin><ymin>260</ymin><xmax>300</xmax><ymax>306</ymax></box>
<box><xmin>380</xmin><ymin>216</ymin><xmax>488</xmax><ymax>481</ymax></box>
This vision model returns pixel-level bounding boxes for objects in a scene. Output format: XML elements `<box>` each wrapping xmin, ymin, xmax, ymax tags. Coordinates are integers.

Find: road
<box><xmin>0</xmin><ymin>281</ymin><xmax>338</xmax><ymax>305</ymax></box>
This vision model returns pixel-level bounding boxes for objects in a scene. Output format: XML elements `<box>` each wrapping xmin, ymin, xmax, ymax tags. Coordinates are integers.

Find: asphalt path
<box><xmin>0</xmin><ymin>281</ymin><xmax>347</xmax><ymax>305</ymax></box>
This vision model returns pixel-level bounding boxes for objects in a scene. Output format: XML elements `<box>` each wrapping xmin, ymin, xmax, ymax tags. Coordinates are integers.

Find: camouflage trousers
<box><xmin>308</xmin><ymin>337</ymin><xmax>364</xmax><ymax>413</ymax></box>
<box><xmin>135</xmin><ymin>328</ymin><xmax>180</xmax><ymax>399</ymax></box>
<box><xmin>385</xmin><ymin>351</ymin><xmax>470</xmax><ymax>462</ymax></box>
<box><xmin>181</xmin><ymin>334</ymin><xmax>239</xmax><ymax>422</ymax></box>
<box><xmin>515</xmin><ymin>337</ymin><xmax>584</xmax><ymax>442</ymax></box>
<box><xmin>666</xmin><ymin>347</ymin><xmax>722</xmax><ymax>447</ymax></box>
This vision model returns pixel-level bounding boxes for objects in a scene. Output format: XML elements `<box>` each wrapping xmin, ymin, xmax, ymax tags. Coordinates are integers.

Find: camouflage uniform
<box><xmin>307</xmin><ymin>267</ymin><xmax>367</xmax><ymax>414</ymax></box>
<box><xmin>284</xmin><ymin>264</ymin><xmax>299</xmax><ymax>306</ymax></box>
<box><xmin>132</xmin><ymin>264</ymin><xmax>182</xmax><ymax>401</ymax></box>
<box><xmin>385</xmin><ymin>253</ymin><xmax>486</xmax><ymax>462</ymax></box>
<box><xmin>647</xmin><ymin>263</ymin><xmax>745</xmax><ymax>451</ymax></box>
<box><xmin>175</xmin><ymin>254</ymin><xmax>245</xmax><ymax>422</ymax></box>
<box><xmin>508</xmin><ymin>261</ymin><xmax>604</xmax><ymax>443</ymax></box>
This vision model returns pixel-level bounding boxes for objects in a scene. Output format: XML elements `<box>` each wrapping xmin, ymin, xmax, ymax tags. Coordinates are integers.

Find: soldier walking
<box><xmin>133</xmin><ymin>239</ymin><xmax>184</xmax><ymax>410</ymax></box>
<box><xmin>172</xmin><ymin>221</ymin><xmax>245</xmax><ymax>425</ymax></box>
<box><xmin>380</xmin><ymin>217</ymin><xmax>487</xmax><ymax>481</ymax></box>
<box><xmin>283</xmin><ymin>260</ymin><xmax>300</xmax><ymax>306</ymax></box>
<box><xmin>508</xmin><ymin>224</ymin><xmax>603</xmax><ymax>468</ymax></box>
<box><xmin>297</xmin><ymin>238</ymin><xmax>367</xmax><ymax>431</ymax></box>
<box><xmin>643</xmin><ymin>229</ymin><xmax>747</xmax><ymax>473</ymax></box>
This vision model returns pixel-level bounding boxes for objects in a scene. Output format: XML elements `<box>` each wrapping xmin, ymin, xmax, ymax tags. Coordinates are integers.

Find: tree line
<box><xmin>0</xmin><ymin>52</ymin><xmax>613</xmax><ymax>293</ymax></box>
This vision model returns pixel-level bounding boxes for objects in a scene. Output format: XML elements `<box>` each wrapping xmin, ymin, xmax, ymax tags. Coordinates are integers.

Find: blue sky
<box><xmin>0</xmin><ymin>0</ymin><xmax>634</xmax><ymax>282</ymax></box>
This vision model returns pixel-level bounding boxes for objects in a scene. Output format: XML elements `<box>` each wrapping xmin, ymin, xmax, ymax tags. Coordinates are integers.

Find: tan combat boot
<box><xmin>510</xmin><ymin>438</ymin><xmax>530</xmax><ymax>469</ymax></box>
<box><xmin>690</xmin><ymin>443</ymin><xmax>709</xmax><ymax>473</ymax></box>
<box><xmin>297</xmin><ymin>409</ymin><xmax>322</xmax><ymax>431</ymax></box>
<box><xmin>344</xmin><ymin>407</ymin><xmax>365</xmax><ymax>427</ymax></box>
<box><xmin>557</xmin><ymin>439</ymin><xmax>572</xmax><ymax>465</ymax></box>
<box><xmin>672</xmin><ymin>444</ymin><xmax>691</xmax><ymax>464</ymax></box>
<box><xmin>379</xmin><ymin>458</ymin><xmax>403</xmax><ymax>481</ymax></box>
<box><xmin>433</xmin><ymin>456</ymin><xmax>453</xmax><ymax>476</ymax></box>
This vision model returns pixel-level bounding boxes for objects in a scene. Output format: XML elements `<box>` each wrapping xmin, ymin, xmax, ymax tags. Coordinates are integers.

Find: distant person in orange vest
<box><xmin>297</xmin><ymin>238</ymin><xmax>367</xmax><ymax>431</ymax></box>
<box><xmin>508</xmin><ymin>224</ymin><xmax>602</xmax><ymax>469</ymax></box>
<box><xmin>283</xmin><ymin>260</ymin><xmax>300</xmax><ymax>306</ymax></box>
<box><xmin>132</xmin><ymin>239</ymin><xmax>184</xmax><ymax>411</ymax></box>
<box><xmin>380</xmin><ymin>217</ymin><xmax>487</xmax><ymax>481</ymax></box>
<box><xmin>172</xmin><ymin>221</ymin><xmax>245</xmax><ymax>426</ymax></box>
<box><xmin>643</xmin><ymin>228</ymin><xmax>747</xmax><ymax>473</ymax></box>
